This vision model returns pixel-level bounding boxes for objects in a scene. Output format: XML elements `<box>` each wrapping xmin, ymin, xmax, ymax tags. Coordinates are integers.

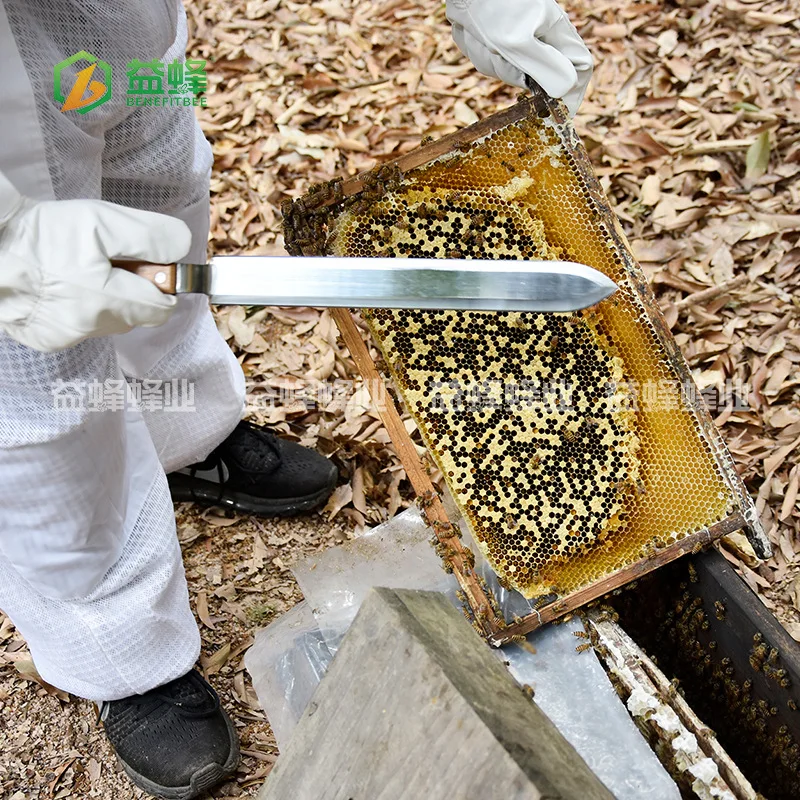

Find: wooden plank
<box><xmin>696</xmin><ymin>549</ymin><xmax>800</xmax><ymax>686</ymax></box>
<box><xmin>587</xmin><ymin>613</ymin><xmax>757</xmax><ymax>799</ymax></box>
<box><xmin>692</xmin><ymin>550</ymin><xmax>800</xmax><ymax>783</ymax></box>
<box><xmin>260</xmin><ymin>588</ymin><xmax>614</xmax><ymax>800</ymax></box>
<box><xmin>308</xmin><ymin>96</ymin><xmax>546</xmax><ymax>207</ymax></box>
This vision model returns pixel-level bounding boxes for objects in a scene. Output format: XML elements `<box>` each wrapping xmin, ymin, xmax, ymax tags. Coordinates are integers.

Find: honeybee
<box><xmin>533</xmin><ymin>593</ymin><xmax>557</xmax><ymax>609</ymax></box>
<box><xmin>470</xmin><ymin>213</ymin><xmax>485</xmax><ymax>227</ymax></box>
<box><xmin>561</xmin><ymin>424</ymin><xmax>578</xmax><ymax>442</ymax></box>
<box><xmin>418</xmin><ymin>489</ymin><xmax>437</xmax><ymax>509</ymax></box>
<box><xmin>750</xmin><ymin>644</ymin><xmax>768</xmax><ymax>672</ymax></box>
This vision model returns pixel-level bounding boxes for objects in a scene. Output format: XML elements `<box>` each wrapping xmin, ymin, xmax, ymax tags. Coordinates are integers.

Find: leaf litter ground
<box><xmin>1</xmin><ymin>0</ymin><xmax>798</xmax><ymax>796</ymax></box>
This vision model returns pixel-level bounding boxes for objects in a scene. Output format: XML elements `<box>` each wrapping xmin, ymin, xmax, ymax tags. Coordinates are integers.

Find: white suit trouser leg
<box><xmin>0</xmin><ymin>4</ymin><xmax>246</xmax><ymax>695</ymax></box>
<box><xmin>0</xmin><ymin>298</ymin><xmax>245</xmax><ymax>702</ymax></box>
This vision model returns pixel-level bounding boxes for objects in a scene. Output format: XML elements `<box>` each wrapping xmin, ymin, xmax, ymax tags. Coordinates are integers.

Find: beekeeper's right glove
<box><xmin>447</xmin><ymin>0</ymin><xmax>593</xmax><ymax>116</ymax></box>
<box><xmin>0</xmin><ymin>170</ymin><xmax>189</xmax><ymax>353</ymax></box>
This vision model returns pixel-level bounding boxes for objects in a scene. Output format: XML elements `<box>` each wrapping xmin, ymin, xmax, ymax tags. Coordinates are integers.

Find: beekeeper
<box><xmin>0</xmin><ymin>1</ymin><xmax>591</xmax><ymax>798</ymax></box>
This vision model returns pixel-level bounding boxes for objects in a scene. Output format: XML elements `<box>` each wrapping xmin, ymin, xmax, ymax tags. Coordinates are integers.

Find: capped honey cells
<box><xmin>287</xmin><ymin>101</ymin><xmax>743</xmax><ymax>599</ymax></box>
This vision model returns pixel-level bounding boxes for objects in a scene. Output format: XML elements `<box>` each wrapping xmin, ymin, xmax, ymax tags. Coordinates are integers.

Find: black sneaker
<box><xmin>168</xmin><ymin>420</ymin><xmax>338</xmax><ymax>517</ymax></box>
<box><xmin>100</xmin><ymin>670</ymin><xmax>239</xmax><ymax>800</ymax></box>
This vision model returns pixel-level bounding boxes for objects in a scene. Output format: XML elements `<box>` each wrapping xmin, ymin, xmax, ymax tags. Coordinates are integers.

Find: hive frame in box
<box><xmin>284</xmin><ymin>90</ymin><xmax>770</xmax><ymax>647</ymax></box>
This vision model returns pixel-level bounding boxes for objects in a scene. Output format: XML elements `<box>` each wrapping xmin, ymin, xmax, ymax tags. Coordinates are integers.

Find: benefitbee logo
<box><xmin>53</xmin><ymin>50</ymin><xmax>112</xmax><ymax>114</ymax></box>
<box><xmin>53</xmin><ymin>51</ymin><xmax>209</xmax><ymax>113</ymax></box>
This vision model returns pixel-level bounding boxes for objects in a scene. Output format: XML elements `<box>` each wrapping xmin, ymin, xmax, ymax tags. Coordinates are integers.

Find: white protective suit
<box><xmin>0</xmin><ymin>1</ymin><xmax>245</xmax><ymax>700</ymax></box>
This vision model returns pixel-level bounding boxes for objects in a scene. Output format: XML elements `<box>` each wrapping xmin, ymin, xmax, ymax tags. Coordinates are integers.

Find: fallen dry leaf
<box><xmin>787</xmin><ymin>575</ymin><xmax>800</xmax><ymax>615</ymax></box>
<box><xmin>196</xmin><ymin>590</ymin><xmax>216</xmax><ymax>629</ymax></box>
<box><xmin>745</xmin><ymin>131</ymin><xmax>771</xmax><ymax>180</ymax></box>
<box><xmin>721</xmin><ymin>533</ymin><xmax>760</xmax><ymax>569</ymax></box>
<box><xmin>324</xmin><ymin>483</ymin><xmax>353</xmax><ymax>520</ymax></box>
<box><xmin>202</xmin><ymin>642</ymin><xmax>232</xmax><ymax>677</ymax></box>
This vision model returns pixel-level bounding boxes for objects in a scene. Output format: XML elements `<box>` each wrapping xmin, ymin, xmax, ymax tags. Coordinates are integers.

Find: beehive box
<box><xmin>284</xmin><ymin>92</ymin><xmax>770</xmax><ymax>631</ymax></box>
<box><xmin>611</xmin><ymin>550</ymin><xmax>800</xmax><ymax>799</ymax></box>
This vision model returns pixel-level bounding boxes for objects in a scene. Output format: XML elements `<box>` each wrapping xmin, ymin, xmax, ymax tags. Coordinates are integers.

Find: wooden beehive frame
<box><xmin>285</xmin><ymin>90</ymin><xmax>770</xmax><ymax>646</ymax></box>
<box><xmin>331</xmin><ymin>308</ymin><xmax>505</xmax><ymax>639</ymax></box>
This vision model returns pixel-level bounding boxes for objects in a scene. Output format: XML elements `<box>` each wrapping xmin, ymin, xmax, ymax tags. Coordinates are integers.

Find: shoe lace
<box><xmin>234</xmin><ymin>420</ymin><xmax>283</xmax><ymax>473</ymax></box>
<box><xmin>185</xmin><ymin>421</ymin><xmax>283</xmax><ymax>505</ymax></box>
<box><xmin>151</xmin><ymin>670</ymin><xmax>221</xmax><ymax>719</ymax></box>
<box><xmin>187</xmin><ymin>451</ymin><xmax>227</xmax><ymax>506</ymax></box>
<box><xmin>101</xmin><ymin>671</ymin><xmax>220</xmax><ymax>724</ymax></box>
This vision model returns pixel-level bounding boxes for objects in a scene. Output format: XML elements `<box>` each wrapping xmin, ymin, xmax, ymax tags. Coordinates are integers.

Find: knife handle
<box><xmin>111</xmin><ymin>259</ymin><xmax>178</xmax><ymax>293</ymax></box>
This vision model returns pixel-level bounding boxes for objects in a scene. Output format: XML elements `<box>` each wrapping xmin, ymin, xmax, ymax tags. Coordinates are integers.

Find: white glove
<box><xmin>447</xmin><ymin>0</ymin><xmax>593</xmax><ymax>116</ymax></box>
<box><xmin>0</xmin><ymin>171</ymin><xmax>190</xmax><ymax>353</ymax></box>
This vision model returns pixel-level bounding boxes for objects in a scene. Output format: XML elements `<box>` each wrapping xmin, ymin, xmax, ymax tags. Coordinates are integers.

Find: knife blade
<box><xmin>114</xmin><ymin>256</ymin><xmax>618</xmax><ymax>312</ymax></box>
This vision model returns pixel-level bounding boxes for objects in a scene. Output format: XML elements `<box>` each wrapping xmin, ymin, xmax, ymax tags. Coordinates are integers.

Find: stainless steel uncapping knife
<box><xmin>113</xmin><ymin>256</ymin><xmax>618</xmax><ymax>312</ymax></box>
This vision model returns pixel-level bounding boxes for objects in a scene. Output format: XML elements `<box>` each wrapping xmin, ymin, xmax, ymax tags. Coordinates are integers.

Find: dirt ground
<box><xmin>0</xmin><ymin>506</ymin><xmax>352</xmax><ymax>799</ymax></box>
<box><xmin>1</xmin><ymin>0</ymin><xmax>798</xmax><ymax>797</ymax></box>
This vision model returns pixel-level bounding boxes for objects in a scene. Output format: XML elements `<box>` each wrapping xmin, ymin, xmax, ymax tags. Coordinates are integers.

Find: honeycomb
<box><xmin>368</xmin><ymin>307</ymin><xmax>641</xmax><ymax>588</ymax></box>
<box><xmin>291</xmin><ymin>103</ymin><xmax>740</xmax><ymax>599</ymax></box>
